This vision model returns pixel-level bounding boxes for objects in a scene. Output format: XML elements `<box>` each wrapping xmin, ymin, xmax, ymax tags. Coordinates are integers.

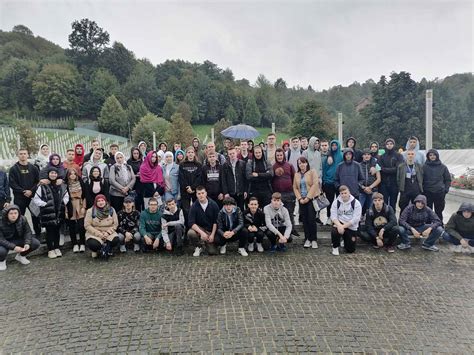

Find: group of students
<box><xmin>0</xmin><ymin>133</ymin><xmax>473</xmax><ymax>271</ymax></box>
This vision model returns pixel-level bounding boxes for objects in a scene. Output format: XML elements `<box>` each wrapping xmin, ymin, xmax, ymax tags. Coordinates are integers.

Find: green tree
<box><xmin>12</xmin><ymin>25</ymin><xmax>33</xmax><ymax>36</ymax></box>
<box><xmin>132</xmin><ymin>113</ymin><xmax>170</xmax><ymax>147</ymax></box>
<box><xmin>290</xmin><ymin>100</ymin><xmax>335</xmax><ymax>139</ymax></box>
<box><xmin>98</xmin><ymin>95</ymin><xmax>127</xmax><ymax>135</ymax></box>
<box><xmin>67</xmin><ymin>18</ymin><xmax>110</xmax><ymax>70</ymax></box>
<box><xmin>0</xmin><ymin>58</ymin><xmax>38</xmax><ymax>111</ymax></box>
<box><xmin>225</xmin><ymin>105</ymin><xmax>238</xmax><ymax>123</ymax></box>
<box><xmin>87</xmin><ymin>68</ymin><xmax>120</xmax><ymax>116</ymax></box>
<box><xmin>32</xmin><ymin>63</ymin><xmax>80</xmax><ymax>116</ymax></box>
<box><xmin>243</xmin><ymin>95</ymin><xmax>261</xmax><ymax>126</ymax></box>
<box><xmin>9</xmin><ymin>120</ymin><xmax>38</xmax><ymax>155</ymax></box>
<box><xmin>99</xmin><ymin>41</ymin><xmax>136</xmax><ymax>84</ymax></box>
<box><xmin>162</xmin><ymin>95</ymin><xmax>176</xmax><ymax>120</ymax></box>
<box><xmin>121</xmin><ymin>60</ymin><xmax>160</xmax><ymax>112</ymax></box>
<box><xmin>165</xmin><ymin>113</ymin><xmax>195</xmax><ymax>147</ymax></box>
<box><xmin>176</xmin><ymin>101</ymin><xmax>192</xmax><ymax>121</ymax></box>
<box><xmin>213</xmin><ymin>118</ymin><xmax>232</xmax><ymax>151</ymax></box>
<box><xmin>126</xmin><ymin>98</ymin><xmax>149</xmax><ymax>130</ymax></box>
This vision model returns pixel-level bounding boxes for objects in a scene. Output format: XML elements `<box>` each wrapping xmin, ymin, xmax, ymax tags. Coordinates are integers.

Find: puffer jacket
<box><xmin>33</xmin><ymin>183</ymin><xmax>69</xmax><ymax>227</ymax></box>
<box><xmin>0</xmin><ymin>205</ymin><xmax>32</xmax><ymax>249</ymax></box>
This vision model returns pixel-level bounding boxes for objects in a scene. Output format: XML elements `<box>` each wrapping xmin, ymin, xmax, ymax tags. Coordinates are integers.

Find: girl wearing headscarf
<box><xmin>246</xmin><ymin>145</ymin><xmax>274</xmax><ymax>208</ymax></box>
<box><xmin>139</xmin><ymin>151</ymin><xmax>165</xmax><ymax>207</ymax></box>
<box><xmin>163</xmin><ymin>151</ymin><xmax>180</xmax><ymax>203</ymax></box>
<box><xmin>157</xmin><ymin>150</ymin><xmax>165</xmax><ymax>167</ymax></box>
<box><xmin>81</xmin><ymin>148</ymin><xmax>109</xmax><ymax>184</ymax></box>
<box><xmin>85</xmin><ymin>166</ymin><xmax>109</xmax><ymax>209</ymax></box>
<box><xmin>127</xmin><ymin>147</ymin><xmax>144</xmax><ymax>211</ymax></box>
<box><xmin>84</xmin><ymin>194</ymin><xmax>119</xmax><ymax>259</ymax></box>
<box><xmin>33</xmin><ymin>167</ymin><xmax>69</xmax><ymax>259</ymax></box>
<box><xmin>34</xmin><ymin>144</ymin><xmax>51</xmax><ymax>171</ymax></box>
<box><xmin>73</xmin><ymin>143</ymin><xmax>85</xmax><ymax>169</ymax></box>
<box><xmin>174</xmin><ymin>149</ymin><xmax>185</xmax><ymax>164</ymax></box>
<box><xmin>39</xmin><ymin>153</ymin><xmax>66</xmax><ymax>182</ymax></box>
<box><xmin>65</xmin><ymin>168</ymin><xmax>87</xmax><ymax>253</ymax></box>
<box><xmin>109</xmin><ymin>151</ymin><xmax>136</xmax><ymax>213</ymax></box>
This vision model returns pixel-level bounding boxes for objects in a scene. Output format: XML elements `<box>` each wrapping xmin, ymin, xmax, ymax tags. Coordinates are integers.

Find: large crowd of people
<box><xmin>0</xmin><ymin>133</ymin><xmax>473</xmax><ymax>271</ymax></box>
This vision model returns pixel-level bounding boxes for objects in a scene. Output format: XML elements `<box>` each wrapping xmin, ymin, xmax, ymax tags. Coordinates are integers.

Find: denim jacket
<box><xmin>164</xmin><ymin>163</ymin><xmax>180</xmax><ymax>195</ymax></box>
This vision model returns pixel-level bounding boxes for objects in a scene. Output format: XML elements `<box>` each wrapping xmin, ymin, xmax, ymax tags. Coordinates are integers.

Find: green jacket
<box><xmin>139</xmin><ymin>207</ymin><xmax>162</xmax><ymax>237</ymax></box>
<box><xmin>445</xmin><ymin>203</ymin><xmax>474</xmax><ymax>240</ymax></box>
<box><xmin>397</xmin><ymin>162</ymin><xmax>423</xmax><ymax>192</ymax></box>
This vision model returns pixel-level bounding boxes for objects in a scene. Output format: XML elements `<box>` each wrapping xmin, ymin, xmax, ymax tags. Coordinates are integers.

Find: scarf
<box><xmin>74</xmin><ymin>144</ymin><xmax>85</xmax><ymax>167</ymax></box>
<box><xmin>93</xmin><ymin>194</ymin><xmax>111</xmax><ymax>220</ymax></box>
<box><xmin>68</xmin><ymin>180</ymin><xmax>82</xmax><ymax>199</ymax></box>
<box><xmin>48</xmin><ymin>153</ymin><xmax>64</xmax><ymax>169</ymax></box>
<box><xmin>139</xmin><ymin>151</ymin><xmax>164</xmax><ymax>184</ymax></box>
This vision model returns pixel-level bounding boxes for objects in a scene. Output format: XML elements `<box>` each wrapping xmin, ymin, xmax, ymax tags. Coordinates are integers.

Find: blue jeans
<box><xmin>399</xmin><ymin>225</ymin><xmax>444</xmax><ymax>246</ymax></box>
<box><xmin>359</xmin><ymin>192</ymin><xmax>373</xmax><ymax>215</ymax></box>
<box><xmin>442</xmin><ymin>233</ymin><xmax>474</xmax><ymax>246</ymax></box>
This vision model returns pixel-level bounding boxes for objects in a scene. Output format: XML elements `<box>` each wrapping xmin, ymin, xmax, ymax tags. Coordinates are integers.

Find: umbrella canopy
<box><xmin>221</xmin><ymin>124</ymin><xmax>260</xmax><ymax>139</ymax></box>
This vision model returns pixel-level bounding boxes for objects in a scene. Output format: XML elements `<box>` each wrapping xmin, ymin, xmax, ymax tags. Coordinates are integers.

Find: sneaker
<box><xmin>73</xmin><ymin>245</ymin><xmax>79</xmax><ymax>253</ymax></box>
<box><xmin>331</xmin><ymin>247</ymin><xmax>339</xmax><ymax>256</ymax></box>
<box><xmin>193</xmin><ymin>247</ymin><xmax>202</xmax><ymax>257</ymax></box>
<box><xmin>315</xmin><ymin>217</ymin><xmax>323</xmax><ymax>225</ymax></box>
<box><xmin>325</xmin><ymin>219</ymin><xmax>333</xmax><ymax>226</ymax></box>
<box><xmin>386</xmin><ymin>246</ymin><xmax>395</xmax><ymax>253</ymax></box>
<box><xmin>291</xmin><ymin>230</ymin><xmax>301</xmax><ymax>237</ymax></box>
<box><xmin>303</xmin><ymin>240</ymin><xmax>311</xmax><ymax>248</ymax></box>
<box><xmin>311</xmin><ymin>241</ymin><xmax>318</xmax><ymax>249</ymax></box>
<box><xmin>269</xmin><ymin>245</ymin><xmax>277</xmax><ymax>253</ymax></box>
<box><xmin>422</xmin><ymin>244</ymin><xmax>439</xmax><ymax>252</ymax></box>
<box><xmin>54</xmin><ymin>249</ymin><xmax>62</xmax><ymax>257</ymax></box>
<box><xmin>220</xmin><ymin>245</ymin><xmax>227</xmax><ymax>255</ymax></box>
<box><xmin>133</xmin><ymin>243</ymin><xmax>140</xmax><ymax>252</ymax></box>
<box><xmin>79</xmin><ymin>245</ymin><xmax>86</xmax><ymax>253</ymax></box>
<box><xmin>15</xmin><ymin>254</ymin><xmax>30</xmax><ymax>265</ymax></box>
<box><xmin>373</xmin><ymin>245</ymin><xmax>380</xmax><ymax>249</ymax></box>
<box><xmin>48</xmin><ymin>250</ymin><xmax>57</xmax><ymax>259</ymax></box>
<box><xmin>238</xmin><ymin>248</ymin><xmax>248</xmax><ymax>257</ymax></box>
<box><xmin>248</xmin><ymin>243</ymin><xmax>254</xmax><ymax>252</ymax></box>
<box><xmin>119</xmin><ymin>245</ymin><xmax>127</xmax><ymax>253</ymax></box>
<box><xmin>59</xmin><ymin>234</ymin><xmax>65</xmax><ymax>246</ymax></box>
<box><xmin>277</xmin><ymin>244</ymin><xmax>287</xmax><ymax>252</ymax></box>
<box><xmin>0</xmin><ymin>260</ymin><xmax>6</xmax><ymax>271</ymax></box>
<box><xmin>451</xmin><ymin>245</ymin><xmax>462</xmax><ymax>253</ymax></box>
<box><xmin>397</xmin><ymin>243</ymin><xmax>411</xmax><ymax>250</ymax></box>
<box><xmin>256</xmin><ymin>243</ymin><xmax>264</xmax><ymax>253</ymax></box>
<box><xmin>91</xmin><ymin>251</ymin><xmax>98</xmax><ymax>258</ymax></box>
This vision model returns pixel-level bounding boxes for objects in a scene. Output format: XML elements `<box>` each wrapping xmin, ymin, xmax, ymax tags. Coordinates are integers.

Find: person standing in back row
<box><xmin>379</xmin><ymin>138</ymin><xmax>404</xmax><ymax>211</ymax></box>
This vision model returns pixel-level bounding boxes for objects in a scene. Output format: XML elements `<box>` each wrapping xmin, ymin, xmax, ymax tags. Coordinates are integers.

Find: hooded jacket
<box><xmin>178</xmin><ymin>159</ymin><xmax>202</xmax><ymax>195</ymax></box>
<box><xmin>379</xmin><ymin>141</ymin><xmax>404</xmax><ymax>186</ymax></box>
<box><xmin>403</xmin><ymin>137</ymin><xmax>425</xmax><ymax>165</ymax></box>
<box><xmin>0</xmin><ymin>205</ymin><xmax>32</xmax><ymax>249</ymax></box>
<box><xmin>201</xmin><ymin>161</ymin><xmax>224</xmax><ymax>198</ymax></box>
<box><xmin>345</xmin><ymin>137</ymin><xmax>363</xmax><ymax>163</ymax></box>
<box><xmin>322</xmin><ymin>140</ymin><xmax>343</xmax><ymax>185</ymax></box>
<box><xmin>303</xmin><ymin>137</ymin><xmax>322</xmax><ymax>175</ymax></box>
<box><xmin>246</xmin><ymin>155</ymin><xmax>274</xmax><ymax>194</ymax></box>
<box><xmin>330</xmin><ymin>194</ymin><xmax>362</xmax><ymax>231</ymax></box>
<box><xmin>39</xmin><ymin>154</ymin><xmax>66</xmax><ymax>180</ymax></box>
<box><xmin>82</xmin><ymin>150</ymin><xmax>109</xmax><ymax>183</ymax></box>
<box><xmin>399</xmin><ymin>194</ymin><xmax>442</xmax><ymax>229</ymax></box>
<box><xmin>366</xmin><ymin>202</ymin><xmax>398</xmax><ymax>236</ymax></box>
<box><xmin>84</xmin><ymin>147</ymin><xmax>109</xmax><ymax>163</ymax></box>
<box><xmin>370</xmin><ymin>141</ymin><xmax>381</xmax><ymax>161</ymax></box>
<box><xmin>272</xmin><ymin>154</ymin><xmax>295</xmax><ymax>193</ymax></box>
<box><xmin>445</xmin><ymin>202</ymin><xmax>474</xmax><ymax>240</ymax></box>
<box><xmin>73</xmin><ymin>143</ymin><xmax>85</xmax><ymax>169</ymax></box>
<box><xmin>335</xmin><ymin>149</ymin><xmax>364</xmax><ymax>197</ymax></box>
<box><xmin>263</xmin><ymin>203</ymin><xmax>292</xmax><ymax>238</ymax></box>
<box><xmin>286</xmin><ymin>145</ymin><xmax>303</xmax><ymax>171</ymax></box>
<box><xmin>422</xmin><ymin>149</ymin><xmax>451</xmax><ymax>194</ymax></box>
<box><xmin>222</xmin><ymin>158</ymin><xmax>247</xmax><ymax>196</ymax></box>
<box><xmin>217</xmin><ymin>206</ymin><xmax>244</xmax><ymax>236</ymax></box>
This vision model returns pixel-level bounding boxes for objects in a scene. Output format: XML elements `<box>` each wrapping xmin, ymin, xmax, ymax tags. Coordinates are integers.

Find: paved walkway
<box><xmin>1</xmin><ymin>240</ymin><xmax>472</xmax><ymax>353</ymax></box>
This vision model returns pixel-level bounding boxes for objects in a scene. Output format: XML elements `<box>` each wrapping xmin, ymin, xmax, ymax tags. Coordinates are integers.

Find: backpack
<box><xmin>337</xmin><ymin>198</ymin><xmax>356</xmax><ymax>211</ymax></box>
<box><xmin>367</xmin><ymin>204</ymin><xmax>390</xmax><ymax>218</ymax></box>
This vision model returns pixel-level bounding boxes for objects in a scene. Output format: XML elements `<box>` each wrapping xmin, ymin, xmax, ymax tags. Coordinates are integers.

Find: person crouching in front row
<box><xmin>216</xmin><ymin>197</ymin><xmax>247</xmax><ymax>256</ymax></box>
<box><xmin>161</xmin><ymin>198</ymin><xmax>185</xmax><ymax>255</ymax></box>
<box><xmin>117</xmin><ymin>196</ymin><xmax>141</xmax><ymax>253</ymax></box>
<box><xmin>139</xmin><ymin>198</ymin><xmax>162</xmax><ymax>251</ymax></box>
<box><xmin>264</xmin><ymin>192</ymin><xmax>293</xmax><ymax>253</ymax></box>
<box><xmin>330</xmin><ymin>185</ymin><xmax>362</xmax><ymax>256</ymax></box>
<box><xmin>84</xmin><ymin>194</ymin><xmax>119</xmax><ymax>259</ymax></box>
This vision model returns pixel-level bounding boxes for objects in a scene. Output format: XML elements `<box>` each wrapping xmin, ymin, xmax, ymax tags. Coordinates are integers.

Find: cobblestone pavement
<box><xmin>1</xmin><ymin>238</ymin><xmax>473</xmax><ymax>353</ymax></box>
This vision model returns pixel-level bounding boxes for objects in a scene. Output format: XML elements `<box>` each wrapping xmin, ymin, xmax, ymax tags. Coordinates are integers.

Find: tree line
<box><xmin>0</xmin><ymin>20</ymin><xmax>472</xmax><ymax>149</ymax></box>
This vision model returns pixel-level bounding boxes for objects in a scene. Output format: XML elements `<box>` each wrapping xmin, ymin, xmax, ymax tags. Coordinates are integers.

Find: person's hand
<box><xmin>162</xmin><ymin>222</ymin><xmax>168</xmax><ymax>228</ymax></box>
<box><xmin>218</xmin><ymin>193</ymin><xmax>224</xmax><ymax>201</ymax></box>
<box><xmin>364</xmin><ymin>187</ymin><xmax>372</xmax><ymax>194</ymax></box>
<box><xmin>422</xmin><ymin>228</ymin><xmax>432</xmax><ymax>237</ymax></box>
<box><xmin>275</xmin><ymin>167</ymin><xmax>284</xmax><ymax>176</ymax></box>
<box><xmin>23</xmin><ymin>244</ymin><xmax>30</xmax><ymax>252</ymax></box>
<box><xmin>14</xmin><ymin>246</ymin><xmax>25</xmax><ymax>253</ymax></box>
<box><xmin>152</xmin><ymin>238</ymin><xmax>160</xmax><ymax>250</ymax></box>
<box><xmin>80</xmin><ymin>207</ymin><xmax>86</xmax><ymax>214</ymax></box>
<box><xmin>327</xmin><ymin>156</ymin><xmax>333</xmax><ymax>165</ymax></box>
<box><xmin>23</xmin><ymin>190</ymin><xmax>32</xmax><ymax>198</ymax></box>
<box><xmin>224</xmin><ymin>194</ymin><xmax>230</xmax><ymax>199</ymax></box>
<box><xmin>144</xmin><ymin>236</ymin><xmax>153</xmax><ymax>245</ymax></box>
<box><xmin>39</xmin><ymin>179</ymin><xmax>49</xmax><ymax>185</ymax></box>
<box><xmin>125</xmin><ymin>232</ymin><xmax>132</xmax><ymax>242</ymax></box>
<box><xmin>411</xmin><ymin>228</ymin><xmax>421</xmax><ymax>238</ymax></box>
<box><xmin>100</xmin><ymin>234</ymin><xmax>107</xmax><ymax>241</ymax></box>
<box><xmin>378</xmin><ymin>229</ymin><xmax>385</xmax><ymax>238</ymax></box>
<box><xmin>252</xmin><ymin>172</ymin><xmax>258</xmax><ymax>177</ymax></box>
<box><xmin>337</xmin><ymin>225</ymin><xmax>345</xmax><ymax>235</ymax></box>
<box><xmin>186</xmin><ymin>186</ymin><xmax>193</xmax><ymax>193</ymax></box>
<box><xmin>460</xmin><ymin>238</ymin><xmax>469</xmax><ymax>248</ymax></box>
<box><xmin>57</xmin><ymin>179</ymin><xmax>63</xmax><ymax>185</ymax></box>
<box><xmin>199</xmin><ymin>231</ymin><xmax>209</xmax><ymax>241</ymax></box>
<box><xmin>224</xmin><ymin>231</ymin><xmax>233</xmax><ymax>239</ymax></box>
<box><xmin>369</xmin><ymin>167</ymin><xmax>377</xmax><ymax>175</ymax></box>
<box><xmin>249</xmin><ymin>225</ymin><xmax>257</xmax><ymax>232</ymax></box>
<box><xmin>244</xmin><ymin>192</ymin><xmax>248</xmax><ymax>199</ymax></box>
<box><xmin>165</xmin><ymin>242</ymin><xmax>172</xmax><ymax>251</ymax></box>
<box><xmin>208</xmin><ymin>233</ymin><xmax>215</xmax><ymax>243</ymax></box>
<box><xmin>3</xmin><ymin>202</ymin><xmax>9</xmax><ymax>208</ymax></box>
<box><xmin>279</xmin><ymin>235</ymin><xmax>287</xmax><ymax>244</ymax></box>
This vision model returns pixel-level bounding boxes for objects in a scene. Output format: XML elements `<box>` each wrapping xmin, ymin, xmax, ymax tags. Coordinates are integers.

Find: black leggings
<box><xmin>67</xmin><ymin>218</ymin><xmax>86</xmax><ymax>246</ymax></box>
<box><xmin>45</xmin><ymin>225</ymin><xmax>61</xmax><ymax>251</ymax></box>
<box><xmin>300</xmin><ymin>200</ymin><xmax>317</xmax><ymax>241</ymax></box>
<box><xmin>86</xmin><ymin>236</ymin><xmax>120</xmax><ymax>252</ymax></box>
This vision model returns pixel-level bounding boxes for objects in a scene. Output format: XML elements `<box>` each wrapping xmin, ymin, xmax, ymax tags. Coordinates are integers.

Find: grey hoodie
<box><xmin>403</xmin><ymin>137</ymin><xmax>425</xmax><ymax>165</ymax></box>
<box><xmin>263</xmin><ymin>204</ymin><xmax>292</xmax><ymax>238</ymax></box>
<box><xmin>303</xmin><ymin>136</ymin><xmax>322</xmax><ymax>176</ymax></box>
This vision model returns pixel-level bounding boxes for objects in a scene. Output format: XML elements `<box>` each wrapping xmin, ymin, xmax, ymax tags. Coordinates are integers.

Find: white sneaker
<box><xmin>462</xmin><ymin>246</ymin><xmax>473</xmax><ymax>254</ymax></box>
<box><xmin>73</xmin><ymin>245</ymin><xmax>79</xmax><ymax>253</ymax></box>
<box><xmin>133</xmin><ymin>243</ymin><xmax>140</xmax><ymax>252</ymax></box>
<box><xmin>91</xmin><ymin>252</ymin><xmax>98</xmax><ymax>258</ymax></box>
<box><xmin>15</xmin><ymin>254</ymin><xmax>30</xmax><ymax>265</ymax></box>
<box><xmin>193</xmin><ymin>247</ymin><xmax>202</xmax><ymax>257</ymax></box>
<box><xmin>59</xmin><ymin>234</ymin><xmax>65</xmax><ymax>246</ymax></box>
<box><xmin>54</xmin><ymin>249</ymin><xmax>62</xmax><ymax>257</ymax></box>
<box><xmin>220</xmin><ymin>245</ymin><xmax>227</xmax><ymax>255</ymax></box>
<box><xmin>248</xmin><ymin>243</ymin><xmax>254</xmax><ymax>252</ymax></box>
<box><xmin>332</xmin><ymin>247</ymin><xmax>339</xmax><ymax>256</ymax></box>
<box><xmin>451</xmin><ymin>245</ymin><xmax>462</xmax><ymax>253</ymax></box>
<box><xmin>304</xmin><ymin>240</ymin><xmax>311</xmax><ymax>248</ymax></box>
<box><xmin>256</xmin><ymin>243</ymin><xmax>264</xmax><ymax>253</ymax></box>
<box><xmin>311</xmin><ymin>241</ymin><xmax>318</xmax><ymax>249</ymax></box>
<box><xmin>79</xmin><ymin>245</ymin><xmax>85</xmax><ymax>253</ymax></box>
<box><xmin>0</xmin><ymin>260</ymin><xmax>6</xmax><ymax>271</ymax></box>
<box><xmin>238</xmin><ymin>248</ymin><xmax>248</xmax><ymax>257</ymax></box>
<box><xmin>48</xmin><ymin>250</ymin><xmax>57</xmax><ymax>259</ymax></box>
<box><xmin>120</xmin><ymin>245</ymin><xmax>127</xmax><ymax>253</ymax></box>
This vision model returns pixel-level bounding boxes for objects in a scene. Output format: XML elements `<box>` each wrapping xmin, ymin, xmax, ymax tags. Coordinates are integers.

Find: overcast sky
<box><xmin>1</xmin><ymin>0</ymin><xmax>472</xmax><ymax>89</ymax></box>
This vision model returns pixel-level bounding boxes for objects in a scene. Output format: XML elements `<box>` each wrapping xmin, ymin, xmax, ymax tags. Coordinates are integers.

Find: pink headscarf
<box><xmin>139</xmin><ymin>151</ymin><xmax>164</xmax><ymax>185</ymax></box>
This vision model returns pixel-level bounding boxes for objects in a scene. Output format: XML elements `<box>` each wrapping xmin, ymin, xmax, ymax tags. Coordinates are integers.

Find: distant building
<box><xmin>355</xmin><ymin>97</ymin><xmax>372</xmax><ymax>112</ymax></box>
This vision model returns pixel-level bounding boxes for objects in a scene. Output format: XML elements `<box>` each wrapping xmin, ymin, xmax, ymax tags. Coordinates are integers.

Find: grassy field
<box><xmin>192</xmin><ymin>124</ymin><xmax>291</xmax><ymax>145</ymax></box>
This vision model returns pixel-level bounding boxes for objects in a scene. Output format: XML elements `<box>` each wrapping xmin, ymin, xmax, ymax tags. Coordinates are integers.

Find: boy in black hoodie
<box><xmin>379</xmin><ymin>138</ymin><xmax>404</xmax><ymax>211</ymax></box>
<box><xmin>201</xmin><ymin>151</ymin><xmax>224</xmax><ymax>207</ymax></box>
<box><xmin>178</xmin><ymin>147</ymin><xmax>202</xmax><ymax>225</ymax></box>
<box><xmin>216</xmin><ymin>197</ymin><xmax>247</xmax><ymax>256</ymax></box>
<box><xmin>422</xmin><ymin>149</ymin><xmax>451</xmax><ymax>223</ymax></box>
<box><xmin>242</xmin><ymin>197</ymin><xmax>267</xmax><ymax>253</ymax></box>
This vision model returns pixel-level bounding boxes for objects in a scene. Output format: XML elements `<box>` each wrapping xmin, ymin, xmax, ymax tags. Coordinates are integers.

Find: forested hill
<box><xmin>0</xmin><ymin>21</ymin><xmax>472</xmax><ymax>149</ymax></box>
